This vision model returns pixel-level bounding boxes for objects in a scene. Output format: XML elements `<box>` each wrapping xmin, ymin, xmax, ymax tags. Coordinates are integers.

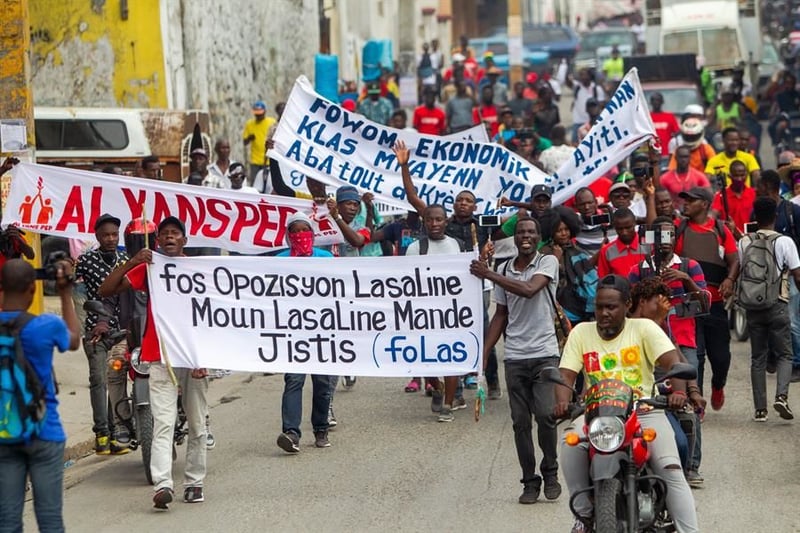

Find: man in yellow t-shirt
<box><xmin>602</xmin><ymin>47</ymin><xmax>624</xmax><ymax>83</ymax></box>
<box><xmin>554</xmin><ymin>274</ymin><xmax>699</xmax><ymax>533</ymax></box>
<box><xmin>704</xmin><ymin>127</ymin><xmax>760</xmax><ymax>187</ymax></box>
<box><xmin>242</xmin><ymin>100</ymin><xmax>276</xmax><ymax>184</ymax></box>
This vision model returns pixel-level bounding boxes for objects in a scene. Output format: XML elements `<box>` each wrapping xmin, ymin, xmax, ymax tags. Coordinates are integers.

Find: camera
<box><xmin>744</xmin><ymin>222</ymin><xmax>758</xmax><ymax>234</ymax></box>
<box><xmin>673</xmin><ymin>291</ymin><xmax>711</xmax><ymax>318</ymax></box>
<box><xmin>478</xmin><ymin>215</ymin><xmax>501</xmax><ymax>227</ymax></box>
<box><xmin>586</xmin><ymin>213</ymin><xmax>611</xmax><ymax>226</ymax></box>
<box><xmin>638</xmin><ymin>225</ymin><xmax>673</xmax><ymax>245</ymax></box>
<box><xmin>34</xmin><ymin>250</ymin><xmax>74</xmax><ymax>282</ymax></box>
<box><xmin>513</xmin><ymin>128</ymin><xmax>536</xmax><ymax>140</ymax></box>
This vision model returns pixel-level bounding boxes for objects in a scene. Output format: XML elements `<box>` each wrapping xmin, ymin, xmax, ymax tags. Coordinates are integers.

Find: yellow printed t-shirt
<box><xmin>704</xmin><ymin>150</ymin><xmax>759</xmax><ymax>187</ymax></box>
<box><xmin>242</xmin><ymin>116</ymin><xmax>276</xmax><ymax>166</ymax></box>
<box><xmin>560</xmin><ymin>318</ymin><xmax>675</xmax><ymax>398</ymax></box>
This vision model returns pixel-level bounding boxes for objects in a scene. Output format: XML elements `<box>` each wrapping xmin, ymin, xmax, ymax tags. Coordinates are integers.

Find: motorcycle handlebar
<box><xmin>549</xmin><ymin>402</ymin><xmax>585</xmax><ymax>425</ymax></box>
<box><xmin>636</xmin><ymin>395</ymin><xmax>670</xmax><ymax>410</ymax></box>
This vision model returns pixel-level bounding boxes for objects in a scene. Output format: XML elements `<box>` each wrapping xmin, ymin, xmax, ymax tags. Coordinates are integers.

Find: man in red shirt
<box><xmin>413</xmin><ymin>88</ymin><xmax>446</xmax><ymax>135</ymax></box>
<box><xmin>99</xmin><ymin>217</ymin><xmax>209</xmax><ymax>510</ymax></box>
<box><xmin>660</xmin><ymin>146</ymin><xmax>712</xmax><ymax>212</ymax></box>
<box><xmin>650</xmin><ymin>92</ymin><xmax>680</xmax><ymax>156</ymax></box>
<box><xmin>473</xmin><ymin>85</ymin><xmax>500</xmax><ymax>138</ymax></box>
<box><xmin>711</xmin><ymin>160</ymin><xmax>756</xmax><ymax>236</ymax></box>
<box><xmin>675</xmin><ymin>187</ymin><xmax>739</xmax><ymax>412</ymax></box>
<box><xmin>597</xmin><ymin>208</ymin><xmax>650</xmax><ymax>278</ymax></box>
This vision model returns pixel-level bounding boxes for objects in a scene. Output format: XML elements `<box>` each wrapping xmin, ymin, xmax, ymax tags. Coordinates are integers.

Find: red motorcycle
<box><xmin>550</xmin><ymin>362</ymin><xmax>697</xmax><ymax>533</ymax></box>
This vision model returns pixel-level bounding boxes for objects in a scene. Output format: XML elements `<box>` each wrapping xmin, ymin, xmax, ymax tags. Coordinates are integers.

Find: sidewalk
<box><xmin>44</xmin><ymin>296</ymin><xmax>251</xmax><ymax>462</ymax></box>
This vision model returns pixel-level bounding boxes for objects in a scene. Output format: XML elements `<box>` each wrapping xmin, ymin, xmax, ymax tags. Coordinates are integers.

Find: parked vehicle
<box><xmin>468</xmin><ymin>36</ymin><xmax>550</xmax><ymax>80</ymax></box>
<box><xmin>574</xmin><ymin>28</ymin><xmax>639</xmax><ymax>73</ymax></box>
<box><xmin>523</xmin><ymin>24</ymin><xmax>580</xmax><ymax>67</ymax></box>
<box><xmin>625</xmin><ymin>54</ymin><xmax>704</xmax><ymax>115</ymax></box>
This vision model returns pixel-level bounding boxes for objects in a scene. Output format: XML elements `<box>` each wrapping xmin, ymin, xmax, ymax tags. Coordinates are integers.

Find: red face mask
<box><xmin>288</xmin><ymin>230</ymin><xmax>314</xmax><ymax>256</ymax></box>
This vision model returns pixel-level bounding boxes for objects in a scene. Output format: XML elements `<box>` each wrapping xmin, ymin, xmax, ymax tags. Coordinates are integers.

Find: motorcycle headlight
<box><xmin>130</xmin><ymin>347</ymin><xmax>150</xmax><ymax>376</ymax></box>
<box><xmin>588</xmin><ymin>416</ymin><xmax>625</xmax><ymax>452</ymax></box>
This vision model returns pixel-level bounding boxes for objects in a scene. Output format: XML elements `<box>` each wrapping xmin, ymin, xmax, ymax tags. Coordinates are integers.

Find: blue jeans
<box><xmin>0</xmin><ymin>439</ymin><xmax>65</xmax><ymax>533</ymax></box>
<box><xmin>281</xmin><ymin>374</ymin><xmax>332</xmax><ymax>438</ymax></box>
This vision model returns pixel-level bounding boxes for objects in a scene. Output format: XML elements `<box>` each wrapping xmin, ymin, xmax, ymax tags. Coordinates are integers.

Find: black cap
<box><xmin>94</xmin><ymin>213</ymin><xmax>121</xmax><ymax>231</ymax></box>
<box><xmin>678</xmin><ymin>187</ymin><xmax>713</xmax><ymax>204</ymax></box>
<box><xmin>531</xmin><ymin>184</ymin><xmax>552</xmax><ymax>199</ymax></box>
<box><xmin>158</xmin><ymin>216</ymin><xmax>186</xmax><ymax>235</ymax></box>
<box><xmin>597</xmin><ymin>274</ymin><xmax>631</xmax><ymax>301</ymax></box>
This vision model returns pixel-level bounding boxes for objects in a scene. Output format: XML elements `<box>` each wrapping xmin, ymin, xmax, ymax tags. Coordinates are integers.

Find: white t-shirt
<box><xmin>231</xmin><ymin>185</ymin><xmax>260</xmax><ymax>194</ymax></box>
<box><xmin>572</xmin><ymin>83</ymin><xmax>606</xmax><ymax>125</ymax></box>
<box><xmin>405</xmin><ymin>235</ymin><xmax>463</xmax><ymax>256</ymax></box>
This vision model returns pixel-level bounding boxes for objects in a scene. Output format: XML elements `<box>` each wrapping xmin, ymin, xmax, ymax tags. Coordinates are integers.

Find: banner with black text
<box><xmin>2</xmin><ymin>163</ymin><xmax>343</xmax><ymax>254</ymax></box>
<box><xmin>147</xmin><ymin>253</ymin><xmax>484</xmax><ymax>376</ymax></box>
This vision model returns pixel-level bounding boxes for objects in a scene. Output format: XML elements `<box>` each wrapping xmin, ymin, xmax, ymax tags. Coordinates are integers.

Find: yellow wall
<box><xmin>29</xmin><ymin>0</ymin><xmax>168</xmax><ymax>108</ymax></box>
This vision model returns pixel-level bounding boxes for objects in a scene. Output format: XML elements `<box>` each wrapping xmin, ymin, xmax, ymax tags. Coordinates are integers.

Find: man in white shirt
<box><xmin>228</xmin><ymin>163</ymin><xmax>259</xmax><ymax>194</ymax></box>
<box><xmin>569</xmin><ymin>69</ymin><xmax>606</xmax><ymax>143</ymax></box>
<box><xmin>737</xmin><ymin>197</ymin><xmax>800</xmax><ymax>422</ymax></box>
<box><xmin>208</xmin><ymin>139</ymin><xmax>238</xmax><ymax>189</ymax></box>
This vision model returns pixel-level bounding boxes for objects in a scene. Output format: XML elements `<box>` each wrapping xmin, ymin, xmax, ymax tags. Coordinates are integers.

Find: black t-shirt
<box><xmin>776</xmin><ymin>89</ymin><xmax>800</xmax><ymax>114</ymax></box>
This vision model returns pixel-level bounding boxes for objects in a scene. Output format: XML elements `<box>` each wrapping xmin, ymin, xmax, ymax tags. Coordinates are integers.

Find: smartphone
<box><xmin>478</xmin><ymin>215</ymin><xmax>501</xmax><ymax>227</ymax></box>
<box><xmin>744</xmin><ymin>222</ymin><xmax>758</xmax><ymax>234</ymax></box>
<box><xmin>589</xmin><ymin>213</ymin><xmax>611</xmax><ymax>226</ymax></box>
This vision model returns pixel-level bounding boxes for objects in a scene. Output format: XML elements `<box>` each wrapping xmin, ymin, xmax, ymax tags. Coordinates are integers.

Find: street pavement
<box><xmin>24</xmin><ymin>299</ymin><xmax>800</xmax><ymax>531</ymax></box>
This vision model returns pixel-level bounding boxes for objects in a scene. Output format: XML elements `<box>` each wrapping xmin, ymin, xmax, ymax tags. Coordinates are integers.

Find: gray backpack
<box><xmin>737</xmin><ymin>232</ymin><xmax>782</xmax><ymax>311</ymax></box>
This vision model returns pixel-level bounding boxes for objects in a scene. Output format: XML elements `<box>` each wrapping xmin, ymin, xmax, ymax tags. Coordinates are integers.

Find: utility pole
<box><xmin>508</xmin><ymin>0</ymin><xmax>524</xmax><ymax>87</ymax></box>
<box><xmin>0</xmin><ymin>0</ymin><xmax>44</xmax><ymax>313</ymax></box>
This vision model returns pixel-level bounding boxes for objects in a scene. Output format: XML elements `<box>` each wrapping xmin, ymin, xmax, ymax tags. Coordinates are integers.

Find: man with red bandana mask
<box><xmin>275</xmin><ymin>212</ymin><xmax>335</xmax><ymax>453</ymax></box>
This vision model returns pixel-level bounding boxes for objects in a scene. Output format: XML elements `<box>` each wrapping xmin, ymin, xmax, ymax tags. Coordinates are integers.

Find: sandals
<box><xmin>404</xmin><ymin>380</ymin><xmax>420</xmax><ymax>393</ymax></box>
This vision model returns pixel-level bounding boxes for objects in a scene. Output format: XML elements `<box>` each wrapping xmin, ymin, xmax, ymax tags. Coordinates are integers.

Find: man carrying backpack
<box><xmin>0</xmin><ymin>259</ymin><xmax>81</xmax><ymax>532</ymax></box>
<box><xmin>737</xmin><ymin>197</ymin><xmax>800</xmax><ymax>422</ymax></box>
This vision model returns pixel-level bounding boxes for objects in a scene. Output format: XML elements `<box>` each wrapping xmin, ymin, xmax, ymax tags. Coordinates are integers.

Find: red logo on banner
<box><xmin>19</xmin><ymin>176</ymin><xmax>54</xmax><ymax>225</ymax></box>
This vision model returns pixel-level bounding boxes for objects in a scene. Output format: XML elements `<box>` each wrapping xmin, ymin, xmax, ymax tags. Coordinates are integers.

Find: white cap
<box><xmin>286</xmin><ymin>211</ymin><xmax>313</xmax><ymax>230</ymax></box>
<box><xmin>452</xmin><ymin>53</ymin><xmax>466</xmax><ymax>62</ymax></box>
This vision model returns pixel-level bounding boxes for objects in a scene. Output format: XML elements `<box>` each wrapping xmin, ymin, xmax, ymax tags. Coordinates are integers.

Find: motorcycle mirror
<box><xmin>83</xmin><ymin>300</ymin><xmax>112</xmax><ymax>318</ymax></box>
<box><xmin>657</xmin><ymin>362</ymin><xmax>698</xmax><ymax>383</ymax></box>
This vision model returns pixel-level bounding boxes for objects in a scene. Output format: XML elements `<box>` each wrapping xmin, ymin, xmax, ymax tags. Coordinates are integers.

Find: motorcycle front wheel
<box><xmin>135</xmin><ymin>405</ymin><xmax>154</xmax><ymax>485</ymax></box>
<box><xmin>595</xmin><ymin>477</ymin><xmax>623</xmax><ymax>533</ymax></box>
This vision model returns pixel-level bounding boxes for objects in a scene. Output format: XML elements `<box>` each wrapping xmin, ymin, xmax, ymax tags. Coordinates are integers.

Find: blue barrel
<box><xmin>315</xmin><ymin>54</ymin><xmax>339</xmax><ymax>102</ymax></box>
<box><xmin>362</xmin><ymin>40</ymin><xmax>383</xmax><ymax>81</ymax></box>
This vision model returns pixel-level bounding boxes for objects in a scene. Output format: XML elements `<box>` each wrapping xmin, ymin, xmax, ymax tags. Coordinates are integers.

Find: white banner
<box><xmin>269</xmin><ymin>76</ymin><xmax>547</xmax><ymax>216</ymax></box>
<box><xmin>549</xmin><ymin>68</ymin><xmax>656</xmax><ymax>205</ymax></box>
<box><xmin>147</xmin><ymin>253</ymin><xmax>484</xmax><ymax>376</ymax></box>
<box><xmin>271</xmin><ymin>73</ymin><xmax>655</xmax><ymax>214</ymax></box>
<box><xmin>2</xmin><ymin>163</ymin><xmax>343</xmax><ymax>254</ymax></box>
<box><xmin>279</xmin><ymin>123</ymin><xmax>489</xmax><ymax>218</ymax></box>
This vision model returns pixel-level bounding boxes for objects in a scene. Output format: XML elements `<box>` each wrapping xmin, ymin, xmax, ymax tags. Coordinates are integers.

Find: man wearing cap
<box><xmin>412</xmin><ymin>88</ymin><xmax>447</xmax><ymax>135</ymax></box>
<box><xmin>480</xmin><ymin>66</ymin><xmax>509</xmax><ymax>106</ymax></box>
<box><xmin>187</xmin><ymin>147</ymin><xmax>224</xmax><ymax>189</ymax></box>
<box><xmin>499</xmin><ymin>184</ymin><xmax>553</xmax><ymax>239</ymax></box>
<box><xmin>99</xmin><ymin>216</ymin><xmax>209</xmax><ymax>510</ymax></box>
<box><xmin>227</xmin><ymin>162</ymin><xmax>259</xmax><ymax>194</ymax></box>
<box><xmin>675</xmin><ymin>186</ymin><xmax>739</xmax><ymax>413</ymax></box>
<box><xmin>276</xmin><ymin>212</ymin><xmax>335</xmax><ymax>452</ymax></box>
<box><xmin>242</xmin><ymin>101</ymin><xmax>276</xmax><ymax>183</ymax></box>
<box><xmin>75</xmin><ymin>214</ymin><xmax>129</xmax><ymax>455</ymax></box>
<box><xmin>357</xmin><ymin>82</ymin><xmax>394</xmax><ymax>125</ymax></box>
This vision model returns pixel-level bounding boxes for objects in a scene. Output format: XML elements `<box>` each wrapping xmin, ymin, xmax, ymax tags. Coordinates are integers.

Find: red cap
<box><xmin>341</xmin><ymin>99</ymin><xmax>356</xmax><ymax>112</ymax></box>
<box><xmin>526</xmin><ymin>72</ymin><xmax>539</xmax><ymax>85</ymax></box>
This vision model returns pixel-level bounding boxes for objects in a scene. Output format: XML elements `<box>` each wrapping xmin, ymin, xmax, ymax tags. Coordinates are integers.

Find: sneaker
<box><xmin>277</xmin><ymin>431</ymin><xmax>300</xmax><ymax>453</ymax></box>
<box><xmin>488</xmin><ymin>381</ymin><xmax>502</xmax><ymax>400</ymax></box>
<box><xmin>431</xmin><ymin>390</ymin><xmax>444</xmax><ymax>413</ymax></box>
<box><xmin>183</xmin><ymin>486</ymin><xmax>204</xmax><ymax>503</ymax></box>
<box><xmin>437</xmin><ymin>406</ymin><xmax>454</xmax><ymax>423</ymax></box>
<box><xmin>518</xmin><ymin>481</ymin><xmax>541</xmax><ymax>504</ymax></box>
<box><xmin>773</xmin><ymin>395</ymin><xmax>794</xmax><ymax>420</ymax></box>
<box><xmin>314</xmin><ymin>431</ymin><xmax>331</xmax><ymax>448</ymax></box>
<box><xmin>710</xmin><ymin>387</ymin><xmax>725</xmax><ymax>411</ymax></box>
<box><xmin>206</xmin><ymin>417</ymin><xmax>216</xmax><ymax>450</ymax></box>
<box><xmin>464</xmin><ymin>375</ymin><xmax>478</xmax><ymax>389</ymax></box>
<box><xmin>543</xmin><ymin>476</ymin><xmax>561</xmax><ymax>500</ymax></box>
<box><xmin>754</xmin><ymin>409</ymin><xmax>768</xmax><ymax>422</ymax></box>
<box><xmin>328</xmin><ymin>405</ymin><xmax>338</xmax><ymax>429</ymax></box>
<box><xmin>109</xmin><ymin>440</ymin><xmax>131</xmax><ymax>455</ymax></box>
<box><xmin>114</xmin><ymin>426</ymin><xmax>131</xmax><ymax>447</ymax></box>
<box><xmin>343</xmin><ymin>376</ymin><xmax>357</xmax><ymax>390</ymax></box>
<box><xmin>94</xmin><ymin>435</ymin><xmax>110</xmax><ymax>456</ymax></box>
<box><xmin>452</xmin><ymin>396</ymin><xmax>467</xmax><ymax>411</ymax></box>
<box><xmin>153</xmin><ymin>487</ymin><xmax>174</xmax><ymax>510</ymax></box>
<box><xmin>685</xmin><ymin>469</ymin><xmax>704</xmax><ymax>487</ymax></box>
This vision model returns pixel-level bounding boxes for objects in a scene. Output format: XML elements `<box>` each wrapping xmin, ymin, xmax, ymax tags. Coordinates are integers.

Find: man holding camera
<box><xmin>75</xmin><ymin>214</ymin><xmax>129</xmax><ymax>455</ymax></box>
<box><xmin>596</xmin><ymin>208</ymin><xmax>649</xmax><ymax>279</ymax></box>
<box><xmin>0</xmin><ymin>258</ymin><xmax>81</xmax><ymax>532</ymax></box>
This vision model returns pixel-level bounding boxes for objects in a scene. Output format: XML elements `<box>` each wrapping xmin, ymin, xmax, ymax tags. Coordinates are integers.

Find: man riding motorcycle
<box><xmin>554</xmin><ymin>274</ymin><xmax>699</xmax><ymax>533</ymax></box>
